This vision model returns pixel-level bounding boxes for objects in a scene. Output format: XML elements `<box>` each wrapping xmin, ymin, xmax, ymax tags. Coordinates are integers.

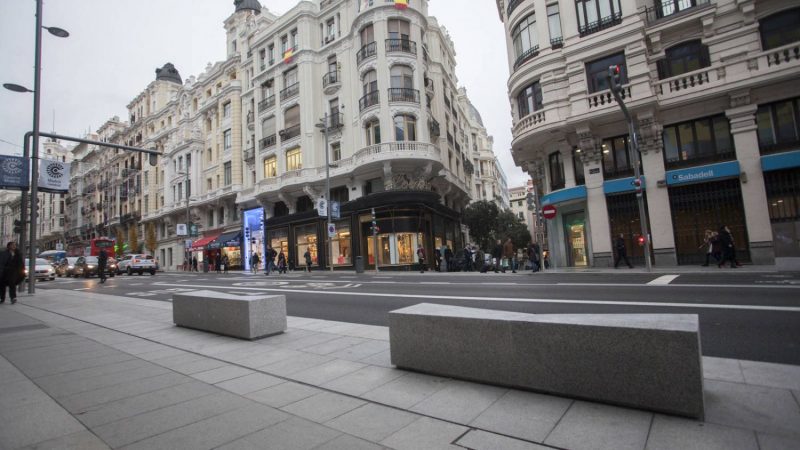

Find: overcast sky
<box><xmin>0</xmin><ymin>0</ymin><xmax>526</xmax><ymax>187</ymax></box>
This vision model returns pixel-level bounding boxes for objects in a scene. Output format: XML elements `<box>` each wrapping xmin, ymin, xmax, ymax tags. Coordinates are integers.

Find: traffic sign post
<box><xmin>542</xmin><ymin>204</ymin><xmax>557</xmax><ymax>220</ymax></box>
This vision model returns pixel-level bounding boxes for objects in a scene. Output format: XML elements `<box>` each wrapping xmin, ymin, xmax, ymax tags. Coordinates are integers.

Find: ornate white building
<box><xmin>498</xmin><ymin>0</ymin><xmax>800</xmax><ymax>268</ymax></box>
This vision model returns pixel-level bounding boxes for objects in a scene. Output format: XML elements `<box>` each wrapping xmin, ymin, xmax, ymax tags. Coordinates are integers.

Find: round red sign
<box><xmin>542</xmin><ymin>204</ymin><xmax>557</xmax><ymax>220</ymax></box>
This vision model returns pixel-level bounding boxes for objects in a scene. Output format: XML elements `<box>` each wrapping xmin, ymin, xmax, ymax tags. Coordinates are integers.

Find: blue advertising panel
<box><xmin>0</xmin><ymin>156</ymin><xmax>29</xmax><ymax>190</ymax></box>
<box><xmin>665</xmin><ymin>161</ymin><xmax>740</xmax><ymax>186</ymax></box>
<box><xmin>540</xmin><ymin>185</ymin><xmax>587</xmax><ymax>206</ymax></box>
<box><xmin>603</xmin><ymin>176</ymin><xmax>646</xmax><ymax>195</ymax></box>
<box><xmin>242</xmin><ymin>207</ymin><xmax>264</xmax><ymax>271</ymax></box>
<box><xmin>761</xmin><ymin>150</ymin><xmax>800</xmax><ymax>172</ymax></box>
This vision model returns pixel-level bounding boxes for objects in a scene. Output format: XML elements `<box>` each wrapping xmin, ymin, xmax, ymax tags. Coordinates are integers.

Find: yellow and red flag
<box><xmin>394</xmin><ymin>0</ymin><xmax>408</xmax><ymax>10</ymax></box>
<box><xmin>283</xmin><ymin>48</ymin><xmax>294</xmax><ymax>64</ymax></box>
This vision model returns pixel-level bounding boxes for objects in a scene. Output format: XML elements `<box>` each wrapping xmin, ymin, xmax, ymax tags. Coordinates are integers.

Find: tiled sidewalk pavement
<box><xmin>0</xmin><ymin>289</ymin><xmax>798</xmax><ymax>450</ymax></box>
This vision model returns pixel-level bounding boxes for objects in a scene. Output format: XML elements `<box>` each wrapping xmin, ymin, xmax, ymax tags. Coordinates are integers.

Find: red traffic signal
<box><xmin>637</xmin><ymin>235</ymin><xmax>646</xmax><ymax>246</ymax></box>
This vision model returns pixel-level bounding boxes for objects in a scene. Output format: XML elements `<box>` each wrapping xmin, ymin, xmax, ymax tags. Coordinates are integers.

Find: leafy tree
<box><xmin>128</xmin><ymin>225</ymin><xmax>140</xmax><ymax>254</ymax></box>
<box><xmin>495</xmin><ymin>210</ymin><xmax>531</xmax><ymax>250</ymax></box>
<box><xmin>145</xmin><ymin>223</ymin><xmax>157</xmax><ymax>256</ymax></box>
<box><xmin>463</xmin><ymin>200</ymin><xmax>499</xmax><ymax>250</ymax></box>
<box><xmin>114</xmin><ymin>227</ymin><xmax>126</xmax><ymax>258</ymax></box>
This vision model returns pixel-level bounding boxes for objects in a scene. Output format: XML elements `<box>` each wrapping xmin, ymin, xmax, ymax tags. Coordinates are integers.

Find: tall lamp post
<box><xmin>175</xmin><ymin>171</ymin><xmax>191</xmax><ymax>270</ymax></box>
<box><xmin>316</xmin><ymin>113</ymin><xmax>334</xmax><ymax>272</ymax></box>
<box><xmin>3</xmin><ymin>0</ymin><xmax>69</xmax><ymax>294</ymax></box>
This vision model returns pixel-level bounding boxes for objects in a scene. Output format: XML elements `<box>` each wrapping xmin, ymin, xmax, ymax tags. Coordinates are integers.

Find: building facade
<box><xmin>509</xmin><ymin>180</ymin><xmax>538</xmax><ymax>241</ymax></box>
<box><xmin>498</xmin><ymin>0</ymin><xmax>800</xmax><ymax>268</ymax></box>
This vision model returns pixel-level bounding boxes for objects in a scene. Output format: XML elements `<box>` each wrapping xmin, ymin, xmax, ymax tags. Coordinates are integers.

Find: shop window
<box><xmin>394</xmin><ymin>115</ymin><xmax>417</xmax><ymax>141</ymax></box>
<box><xmin>330</xmin><ymin>221</ymin><xmax>351</xmax><ymax>266</ymax></box>
<box><xmin>549</xmin><ymin>151</ymin><xmax>565</xmax><ymax>191</ymax></box>
<box><xmin>263</xmin><ymin>155</ymin><xmax>277</xmax><ymax>178</ymax></box>
<box><xmin>512</xmin><ymin>13</ymin><xmax>539</xmax><ymax>68</ymax></box>
<box><xmin>607</xmin><ymin>192</ymin><xmax>651</xmax><ymax>266</ymax></box>
<box><xmin>296</xmin><ymin>195</ymin><xmax>313</xmax><ymax>213</ymax></box>
<box><xmin>663</xmin><ymin>115</ymin><xmax>734</xmax><ymax>169</ymax></box>
<box><xmin>517</xmin><ymin>81</ymin><xmax>543</xmax><ymax>119</ymax></box>
<box><xmin>286</xmin><ymin>147</ymin><xmax>302</xmax><ymax>171</ymax></box>
<box><xmin>295</xmin><ymin>223</ymin><xmax>318</xmax><ymax>266</ymax></box>
<box><xmin>757</xmin><ymin>97</ymin><xmax>800</xmax><ymax>154</ymax></box>
<box><xmin>764</xmin><ymin>168</ymin><xmax>800</xmax><ymax>258</ymax></box>
<box><xmin>657</xmin><ymin>40</ymin><xmax>710</xmax><ymax>79</ymax></box>
<box><xmin>586</xmin><ymin>52</ymin><xmax>626</xmax><ymax>93</ymax></box>
<box><xmin>572</xmin><ymin>148</ymin><xmax>585</xmax><ymax>185</ymax></box>
<box><xmin>759</xmin><ymin>7</ymin><xmax>800</xmax><ymax>51</ymax></box>
<box><xmin>267</xmin><ymin>228</ymin><xmax>289</xmax><ymax>263</ymax></box>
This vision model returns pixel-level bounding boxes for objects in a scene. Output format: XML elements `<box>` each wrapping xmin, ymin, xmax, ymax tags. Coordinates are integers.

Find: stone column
<box><xmin>726</xmin><ymin>92</ymin><xmax>774</xmax><ymax>264</ymax></box>
<box><xmin>560</xmin><ymin>143</ymin><xmax>576</xmax><ymax>188</ymax></box>
<box><xmin>576</xmin><ymin>129</ymin><xmax>612</xmax><ymax>267</ymax></box>
<box><xmin>638</xmin><ymin>113</ymin><xmax>677</xmax><ymax>266</ymax></box>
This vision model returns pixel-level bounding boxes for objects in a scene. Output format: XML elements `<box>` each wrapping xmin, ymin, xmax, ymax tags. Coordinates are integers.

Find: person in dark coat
<box><xmin>433</xmin><ymin>247</ymin><xmax>441</xmax><ymax>272</ymax></box>
<box><xmin>443</xmin><ymin>246</ymin><xmax>453</xmax><ymax>272</ymax></box>
<box><xmin>613</xmin><ymin>233</ymin><xmax>633</xmax><ymax>268</ymax></box>
<box><xmin>718</xmin><ymin>225</ymin><xmax>738</xmax><ymax>269</ymax></box>
<box><xmin>0</xmin><ymin>242</ymin><xmax>24</xmax><ymax>304</ymax></box>
<box><xmin>490</xmin><ymin>239</ymin><xmax>503</xmax><ymax>273</ymax></box>
<box><xmin>98</xmin><ymin>248</ymin><xmax>108</xmax><ymax>284</ymax></box>
<box><xmin>416</xmin><ymin>244</ymin><xmax>426</xmax><ymax>273</ymax></box>
<box><xmin>304</xmin><ymin>249</ymin><xmax>313</xmax><ymax>272</ymax></box>
<box><xmin>277</xmin><ymin>251</ymin><xmax>287</xmax><ymax>274</ymax></box>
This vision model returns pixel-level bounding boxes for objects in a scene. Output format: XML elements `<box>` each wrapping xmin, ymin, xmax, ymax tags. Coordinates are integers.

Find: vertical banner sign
<box><xmin>0</xmin><ymin>156</ymin><xmax>30</xmax><ymax>190</ymax></box>
<box><xmin>331</xmin><ymin>201</ymin><xmax>340</xmax><ymax>220</ymax></box>
<box><xmin>38</xmin><ymin>158</ymin><xmax>70</xmax><ymax>193</ymax></box>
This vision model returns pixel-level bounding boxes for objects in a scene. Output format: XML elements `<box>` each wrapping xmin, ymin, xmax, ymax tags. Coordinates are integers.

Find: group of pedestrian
<box><xmin>416</xmin><ymin>238</ymin><xmax>545</xmax><ymax>274</ymax></box>
<box><xmin>252</xmin><ymin>247</ymin><xmax>287</xmax><ymax>275</ymax></box>
<box><xmin>700</xmin><ymin>226</ymin><xmax>741</xmax><ymax>268</ymax></box>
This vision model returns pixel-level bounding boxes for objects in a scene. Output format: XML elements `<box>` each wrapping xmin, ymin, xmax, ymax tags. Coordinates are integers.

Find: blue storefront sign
<box><xmin>604</xmin><ymin>176</ymin><xmax>646</xmax><ymax>195</ymax></box>
<box><xmin>0</xmin><ymin>156</ymin><xmax>29</xmax><ymax>191</ymax></box>
<box><xmin>761</xmin><ymin>150</ymin><xmax>800</xmax><ymax>172</ymax></box>
<box><xmin>665</xmin><ymin>161</ymin><xmax>740</xmax><ymax>186</ymax></box>
<box><xmin>541</xmin><ymin>185</ymin><xmax>587</xmax><ymax>206</ymax></box>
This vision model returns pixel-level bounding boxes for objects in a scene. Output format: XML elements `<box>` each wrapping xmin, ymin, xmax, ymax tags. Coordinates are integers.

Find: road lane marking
<box><xmin>648</xmin><ymin>275</ymin><xmax>679</xmax><ymax>285</ymax></box>
<box><xmin>148</xmin><ymin>281</ymin><xmax>800</xmax><ymax>312</ymax></box>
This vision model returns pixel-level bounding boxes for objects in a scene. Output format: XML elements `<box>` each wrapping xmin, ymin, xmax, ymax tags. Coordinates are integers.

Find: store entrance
<box><xmin>563</xmin><ymin>211</ymin><xmax>588</xmax><ymax>267</ymax></box>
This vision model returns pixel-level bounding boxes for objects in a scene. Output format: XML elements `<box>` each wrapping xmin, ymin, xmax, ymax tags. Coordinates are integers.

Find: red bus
<box><xmin>88</xmin><ymin>238</ymin><xmax>115</xmax><ymax>256</ymax></box>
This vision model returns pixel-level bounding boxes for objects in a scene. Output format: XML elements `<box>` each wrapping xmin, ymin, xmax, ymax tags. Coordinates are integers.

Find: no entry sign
<box><xmin>542</xmin><ymin>204</ymin><xmax>557</xmax><ymax>220</ymax></box>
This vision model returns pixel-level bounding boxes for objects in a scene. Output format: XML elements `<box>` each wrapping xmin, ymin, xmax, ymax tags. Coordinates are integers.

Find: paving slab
<box><xmin>469</xmin><ymin>389</ymin><xmax>572</xmax><ymax>442</ymax></box>
<box><xmin>544</xmin><ymin>401</ymin><xmax>653</xmax><ymax>450</ymax></box>
<box><xmin>259</xmin><ymin>352</ymin><xmax>333</xmax><ymax>376</ymax></box>
<box><xmin>409</xmin><ymin>380</ymin><xmax>507</xmax><ymax>424</ymax></box>
<box><xmin>17</xmin><ymin>430</ymin><xmax>110</xmax><ymax>450</ymax></box>
<box><xmin>327</xmin><ymin>339</ymin><xmax>389</xmax><ymax>362</ymax></box>
<box><xmin>36</xmin><ymin>363</ymin><xmax>171</xmax><ymax>398</ymax></box>
<box><xmin>58</xmin><ymin>371</ymin><xmax>190</xmax><ymax>412</ymax></box>
<box><xmin>214</xmin><ymin>372</ymin><xmax>285</xmax><ymax>395</ymax></box>
<box><xmin>233</xmin><ymin>347</ymin><xmax>303</xmax><ymax>368</ymax></box>
<box><xmin>281</xmin><ymin>391</ymin><xmax>366</xmax><ymax>423</ymax></box>
<box><xmin>358</xmin><ymin>349</ymin><xmax>392</xmax><ymax>367</ymax></box>
<box><xmin>362</xmin><ymin>372</ymin><xmax>450</xmax><ymax>409</ymax></box>
<box><xmin>215</xmin><ymin>416</ymin><xmax>341</xmax><ymax>450</ymax></box>
<box><xmin>380</xmin><ymin>416</ymin><xmax>468</xmax><ymax>450</ymax></box>
<box><xmin>274</xmin><ymin>332</ymin><xmax>342</xmax><ymax>350</ymax></box>
<box><xmin>0</xmin><ymin>398</ymin><xmax>86</xmax><ymax>449</ymax></box>
<box><xmin>0</xmin><ymin>378</ymin><xmax>59</xmax><ymax>409</ymax></box>
<box><xmin>739</xmin><ymin>360</ymin><xmax>800</xmax><ymax>391</ymax></box>
<box><xmin>302</xmin><ymin>336</ymin><xmax>370</xmax><ymax>355</ymax></box>
<box><xmin>704</xmin><ymin>379</ymin><xmax>800</xmax><ymax>438</ymax></box>
<box><xmin>291</xmin><ymin>358</ymin><xmax>366</xmax><ymax>385</ymax></box>
<box><xmin>322</xmin><ymin>365</ymin><xmax>406</xmax><ymax>396</ymax></box>
<box><xmin>324</xmin><ymin>403</ymin><xmax>419</xmax><ymax>442</ymax></box>
<box><xmin>757</xmin><ymin>432</ymin><xmax>800</xmax><ymax>450</ymax></box>
<box><xmin>645</xmin><ymin>414</ymin><xmax>759</xmax><ymax>450</ymax></box>
<box><xmin>702</xmin><ymin>357</ymin><xmax>745</xmax><ymax>383</ymax></box>
<box><xmin>312</xmin><ymin>434</ymin><xmax>388</xmax><ymax>450</ymax></box>
<box><xmin>245</xmin><ymin>382</ymin><xmax>321</xmax><ymax>408</ymax></box>
<box><xmin>22</xmin><ymin>351</ymin><xmax>136</xmax><ymax>379</ymax></box>
<box><xmin>456</xmin><ymin>429</ymin><xmax>552</xmax><ymax>450</ymax></box>
<box><xmin>191</xmin><ymin>365</ymin><xmax>254</xmax><ymax>384</ymax></box>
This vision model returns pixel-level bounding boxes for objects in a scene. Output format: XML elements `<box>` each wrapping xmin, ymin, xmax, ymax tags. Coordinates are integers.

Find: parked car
<box><xmin>73</xmin><ymin>256</ymin><xmax>116</xmax><ymax>278</ymax></box>
<box><xmin>117</xmin><ymin>254</ymin><xmax>157</xmax><ymax>276</ymax></box>
<box><xmin>55</xmin><ymin>257</ymin><xmax>80</xmax><ymax>277</ymax></box>
<box><xmin>23</xmin><ymin>258</ymin><xmax>56</xmax><ymax>281</ymax></box>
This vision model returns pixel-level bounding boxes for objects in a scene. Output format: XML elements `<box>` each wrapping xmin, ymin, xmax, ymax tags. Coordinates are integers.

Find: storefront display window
<box><xmin>330</xmin><ymin>221</ymin><xmax>351</xmax><ymax>265</ymax></box>
<box><xmin>267</xmin><ymin>228</ymin><xmax>289</xmax><ymax>261</ymax></box>
<box><xmin>295</xmin><ymin>223</ymin><xmax>318</xmax><ymax>265</ymax></box>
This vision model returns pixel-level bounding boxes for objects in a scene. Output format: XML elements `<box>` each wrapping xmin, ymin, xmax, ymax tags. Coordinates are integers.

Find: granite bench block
<box><xmin>389</xmin><ymin>303</ymin><xmax>704</xmax><ymax>419</ymax></box>
<box><xmin>173</xmin><ymin>290</ymin><xmax>286</xmax><ymax>340</ymax></box>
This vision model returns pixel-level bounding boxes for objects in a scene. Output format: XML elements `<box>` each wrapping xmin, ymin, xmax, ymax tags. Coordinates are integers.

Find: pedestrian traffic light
<box><xmin>526</xmin><ymin>192</ymin><xmax>535</xmax><ymax>211</ymax></box>
<box><xmin>13</xmin><ymin>219</ymin><xmax>23</xmax><ymax>234</ymax></box>
<box><xmin>633</xmin><ymin>177</ymin><xmax>642</xmax><ymax>194</ymax></box>
<box><xmin>637</xmin><ymin>235</ymin><xmax>646</xmax><ymax>246</ymax></box>
<box><xmin>608</xmin><ymin>64</ymin><xmax>622</xmax><ymax>92</ymax></box>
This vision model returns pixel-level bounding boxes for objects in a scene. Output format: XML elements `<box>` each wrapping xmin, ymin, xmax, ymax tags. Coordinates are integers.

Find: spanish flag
<box><xmin>394</xmin><ymin>0</ymin><xmax>408</xmax><ymax>9</ymax></box>
<box><xmin>283</xmin><ymin>48</ymin><xmax>294</xmax><ymax>64</ymax></box>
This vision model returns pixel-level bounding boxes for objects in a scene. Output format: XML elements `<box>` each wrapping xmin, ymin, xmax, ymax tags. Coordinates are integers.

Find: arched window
<box><xmin>658</xmin><ymin>40</ymin><xmax>710</xmax><ymax>79</ymax></box>
<box><xmin>394</xmin><ymin>115</ymin><xmax>417</xmax><ymax>142</ymax></box>
<box><xmin>512</xmin><ymin>14</ymin><xmax>539</xmax><ymax>61</ymax></box>
<box><xmin>390</xmin><ymin>65</ymin><xmax>414</xmax><ymax>89</ymax></box>
<box><xmin>759</xmin><ymin>7</ymin><xmax>800</xmax><ymax>50</ymax></box>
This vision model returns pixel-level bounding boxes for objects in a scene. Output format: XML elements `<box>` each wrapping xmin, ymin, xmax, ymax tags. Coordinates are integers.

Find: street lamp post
<box><xmin>316</xmin><ymin>113</ymin><xmax>334</xmax><ymax>272</ymax></box>
<box><xmin>175</xmin><ymin>171</ymin><xmax>191</xmax><ymax>270</ymax></box>
<box><xmin>3</xmin><ymin>0</ymin><xmax>69</xmax><ymax>294</ymax></box>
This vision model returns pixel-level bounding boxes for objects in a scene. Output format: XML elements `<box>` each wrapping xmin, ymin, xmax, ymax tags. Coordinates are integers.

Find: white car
<box><xmin>117</xmin><ymin>254</ymin><xmax>157</xmax><ymax>276</ymax></box>
<box><xmin>24</xmin><ymin>258</ymin><xmax>56</xmax><ymax>281</ymax></box>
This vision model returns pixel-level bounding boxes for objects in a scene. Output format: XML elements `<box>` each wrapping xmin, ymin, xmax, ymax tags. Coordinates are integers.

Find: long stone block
<box><xmin>389</xmin><ymin>303</ymin><xmax>704</xmax><ymax>419</ymax></box>
<box><xmin>173</xmin><ymin>290</ymin><xmax>286</xmax><ymax>340</ymax></box>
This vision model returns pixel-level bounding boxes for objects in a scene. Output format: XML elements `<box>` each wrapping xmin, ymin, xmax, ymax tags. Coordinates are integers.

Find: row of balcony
<box><xmin>358</xmin><ymin>88</ymin><xmax>420</xmax><ymax>111</ymax></box>
<box><xmin>357</xmin><ymin>39</ymin><xmax>417</xmax><ymax>64</ymax></box>
<box><xmin>257</xmin><ymin>84</ymin><xmax>297</xmax><ymax>116</ymax></box>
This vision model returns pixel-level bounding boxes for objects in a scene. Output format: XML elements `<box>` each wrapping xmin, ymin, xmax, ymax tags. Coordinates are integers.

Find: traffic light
<box><xmin>637</xmin><ymin>235</ymin><xmax>646</xmax><ymax>246</ymax></box>
<box><xmin>13</xmin><ymin>219</ymin><xmax>23</xmax><ymax>234</ymax></box>
<box><xmin>526</xmin><ymin>192</ymin><xmax>535</xmax><ymax>211</ymax></box>
<box><xmin>633</xmin><ymin>177</ymin><xmax>642</xmax><ymax>195</ymax></box>
<box><xmin>608</xmin><ymin>64</ymin><xmax>622</xmax><ymax>92</ymax></box>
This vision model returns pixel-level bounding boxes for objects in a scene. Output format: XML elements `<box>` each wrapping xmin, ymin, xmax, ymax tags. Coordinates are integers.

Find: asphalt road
<box><xmin>34</xmin><ymin>269</ymin><xmax>800</xmax><ymax>365</ymax></box>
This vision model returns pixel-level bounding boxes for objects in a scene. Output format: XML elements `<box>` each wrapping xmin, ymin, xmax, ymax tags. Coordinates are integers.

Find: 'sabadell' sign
<box><xmin>38</xmin><ymin>158</ymin><xmax>70</xmax><ymax>193</ymax></box>
<box><xmin>0</xmin><ymin>156</ymin><xmax>29</xmax><ymax>190</ymax></box>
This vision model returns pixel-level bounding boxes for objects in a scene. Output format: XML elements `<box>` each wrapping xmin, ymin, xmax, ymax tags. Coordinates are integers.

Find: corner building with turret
<box><xmin>497</xmin><ymin>0</ymin><xmax>800</xmax><ymax>269</ymax></box>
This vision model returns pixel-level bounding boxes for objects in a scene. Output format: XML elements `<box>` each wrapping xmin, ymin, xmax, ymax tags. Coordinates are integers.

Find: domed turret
<box><xmin>234</xmin><ymin>0</ymin><xmax>262</xmax><ymax>14</ymax></box>
<box><xmin>155</xmin><ymin>63</ymin><xmax>182</xmax><ymax>85</ymax></box>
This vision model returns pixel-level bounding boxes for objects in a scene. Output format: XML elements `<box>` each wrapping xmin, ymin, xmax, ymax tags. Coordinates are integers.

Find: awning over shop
<box><xmin>190</xmin><ymin>232</ymin><xmax>222</xmax><ymax>251</ymax></box>
<box><xmin>208</xmin><ymin>231</ymin><xmax>242</xmax><ymax>249</ymax></box>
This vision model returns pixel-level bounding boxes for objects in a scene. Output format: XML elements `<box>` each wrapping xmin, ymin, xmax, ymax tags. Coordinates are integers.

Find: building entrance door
<box><xmin>563</xmin><ymin>211</ymin><xmax>588</xmax><ymax>267</ymax></box>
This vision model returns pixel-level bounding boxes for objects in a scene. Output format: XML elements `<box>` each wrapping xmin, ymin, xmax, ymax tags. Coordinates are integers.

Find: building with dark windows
<box><xmin>497</xmin><ymin>0</ymin><xmax>800</xmax><ymax>269</ymax></box>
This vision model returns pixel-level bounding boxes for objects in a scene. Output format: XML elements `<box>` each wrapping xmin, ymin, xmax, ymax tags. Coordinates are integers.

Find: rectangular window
<box><xmin>286</xmin><ymin>147</ymin><xmax>302</xmax><ymax>171</ymax></box>
<box><xmin>517</xmin><ymin>81</ymin><xmax>543</xmax><ymax>118</ymax></box>
<box><xmin>663</xmin><ymin>115</ymin><xmax>736</xmax><ymax>168</ymax></box>
<box><xmin>290</xmin><ymin>29</ymin><xmax>298</xmax><ymax>48</ymax></box>
<box><xmin>224</xmin><ymin>162</ymin><xmax>232</xmax><ymax>185</ymax></box>
<box><xmin>263</xmin><ymin>156</ymin><xmax>277</xmax><ymax>178</ymax></box>
<box><xmin>360</xmin><ymin>24</ymin><xmax>374</xmax><ymax>46</ymax></box>
<box><xmin>207</xmin><ymin>178</ymin><xmax>212</xmax><ymax>191</ymax></box>
<box><xmin>575</xmin><ymin>0</ymin><xmax>622</xmax><ymax>36</ymax></box>
<box><xmin>387</xmin><ymin>19</ymin><xmax>410</xmax><ymax>40</ymax></box>
<box><xmin>549</xmin><ymin>151</ymin><xmax>565</xmax><ymax>191</ymax></box>
<box><xmin>757</xmin><ymin>97</ymin><xmax>800</xmax><ymax>154</ymax></box>
<box><xmin>268</xmin><ymin>44</ymin><xmax>274</xmax><ymax>65</ymax></box>
<box><xmin>208</xmin><ymin>210</ymin><xmax>214</xmax><ymax>227</ymax></box>
<box><xmin>572</xmin><ymin>148</ymin><xmax>585</xmax><ymax>185</ymax></box>
<box><xmin>601</xmin><ymin>135</ymin><xmax>639</xmax><ymax>179</ymax></box>
<box><xmin>366</xmin><ymin>120</ymin><xmax>381</xmax><ymax>145</ymax></box>
<box><xmin>548</xmin><ymin>4</ymin><xmax>563</xmax><ymax>44</ymax></box>
<box><xmin>224</xmin><ymin>129</ymin><xmax>232</xmax><ymax>150</ymax></box>
<box><xmin>586</xmin><ymin>52</ymin><xmax>626</xmax><ymax>93</ymax></box>
<box><xmin>223</xmin><ymin>102</ymin><xmax>231</xmax><ymax>118</ymax></box>
<box><xmin>281</xmin><ymin>35</ymin><xmax>288</xmax><ymax>53</ymax></box>
<box><xmin>331</xmin><ymin>142</ymin><xmax>341</xmax><ymax>162</ymax></box>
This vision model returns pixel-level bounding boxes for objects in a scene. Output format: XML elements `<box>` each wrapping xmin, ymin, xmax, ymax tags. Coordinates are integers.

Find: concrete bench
<box><xmin>388</xmin><ymin>303</ymin><xmax>704</xmax><ymax>419</ymax></box>
<box><xmin>173</xmin><ymin>290</ymin><xmax>286</xmax><ymax>340</ymax></box>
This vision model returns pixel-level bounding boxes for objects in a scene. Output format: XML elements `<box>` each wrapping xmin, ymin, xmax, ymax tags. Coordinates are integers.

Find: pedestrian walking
<box><xmin>491</xmin><ymin>239</ymin><xmax>503</xmax><ymax>273</ymax></box>
<box><xmin>250</xmin><ymin>252</ymin><xmax>260</xmax><ymax>274</ymax></box>
<box><xmin>443</xmin><ymin>246</ymin><xmax>453</xmax><ymax>272</ymax></box>
<box><xmin>699</xmin><ymin>230</ymin><xmax>717</xmax><ymax>267</ymax></box>
<box><xmin>433</xmin><ymin>247</ymin><xmax>441</xmax><ymax>272</ymax></box>
<box><xmin>416</xmin><ymin>244</ymin><xmax>426</xmax><ymax>273</ymax></box>
<box><xmin>264</xmin><ymin>246</ymin><xmax>276</xmax><ymax>275</ymax></box>
<box><xmin>191</xmin><ymin>256</ymin><xmax>198</xmax><ymax>272</ymax></box>
<box><xmin>463</xmin><ymin>245</ymin><xmax>473</xmax><ymax>271</ymax></box>
<box><xmin>221</xmin><ymin>255</ymin><xmax>229</xmax><ymax>273</ymax></box>
<box><xmin>613</xmin><ymin>233</ymin><xmax>633</xmax><ymax>268</ymax></box>
<box><xmin>277</xmin><ymin>251</ymin><xmax>287</xmax><ymax>274</ymax></box>
<box><xmin>718</xmin><ymin>225</ymin><xmax>738</xmax><ymax>268</ymax></box>
<box><xmin>304</xmin><ymin>249</ymin><xmax>313</xmax><ymax>272</ymax></box>
<box><xmin>0</xmin><ymin>242</ymin><xmax>24</xmax><ymax>304</ymax></box>
<box><xmin>98</xmin><ymin>248</ymin><xmax>108</xmax><ymax>284</ymax></box>
<box><xmin>503</xmin><ymin>237</ymin><xmax>516</xmax><ymax>273</ymax></box>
